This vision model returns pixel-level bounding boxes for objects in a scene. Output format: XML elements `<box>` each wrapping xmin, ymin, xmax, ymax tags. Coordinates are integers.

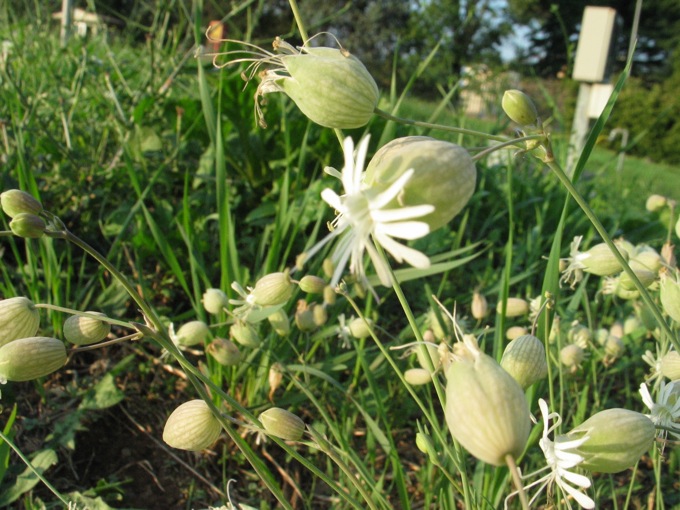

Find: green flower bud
<box><xmin>9</xmin><ymin>213</ymin><xmax>46</xmax><ymax>238</ymax></box>
<box><xmin>660</xmin><ymin>270</ymin><xmax>680</xmax><ymax>324</ymax></box>
<box><xmin>312</xmin><ymin>303</ymin><xmax>328</xmax><ymax>327</ymax></box>
<box><xmin>603</xmin><ymin>335</ymin><xmax>625</xmax><ymax>360</ymax></box>
<box><xmin>294</xmin><ymin>301</ymin><xmax>317</xmax><ymax>332</ymax></box>
<box><xmin>566</xmin><ymin>409</ymin><xmax>655</xmax><ymax>473</ymax></box>
<box><xmin>618</xmin><ymin>267</ymin><xmax>656</xmax><ymax>291</ymax></box>
<box><xmin>202</xmin><ymin>288</ymin><xmax>229</xmax><ymax>315</ymax></box>
<box><xmin>0</xmin><ymin>296</ymin><xmax>40</xmax><ymax>347</ymax></box>
<box><xmin>660</xmin><ymin>350</ymin><xmax>680</xmax><ymax>380</ymax></box>
<box><xmin>415</xmin><ymin>342</ymin><xmax>441</xmax><ymax>374</ymax></box>
<box><xmin>444</xmin><ymin>339</ymin><xmax>530</xmax><ymax>466</ymax></box>
<box><xmin>645</xmin><ymin>194</ymin><xmax>667</xmax><ymax>212</ymax></box>
<box><xmin>496</xmin><ymin>297</ymin><xmax>529</xmax><ymax>317</ymax></box>
<box><xmin>63</xmin><ymin>311</ymin><xmax>111</xmax><ymax>345</ymax></box>
<box><xmin>348</xmin><ymin>317</ymin><xmax>373</xmax><ymax>339</ymax></box>
<box><xmin>259</xmin><ymin>407</ymin><xmax>305</xmax><ymax>441</ymax></box>
<box><xmin>471</xmin><ymin>291</ymin><xmax>488</xmax><ymax>320</ymax></box>
<box><xmin>1</xmin><ymin>189</ymin><xmax>43</xmax><ymax>218</ymax></box>
<box><xmin>631</xmin><ymin>246</ymin><xmax>662</xmax><ymax>273</ymax></box>
<box><xmin>267</xmin><ymin>309</ymin><xmax>290</xmax><ymax>336</ymax></box>
<box><xmin>364</xmin><ymin>137</ymin><xmax>477</xmax><ymax>232</ymax></box>
<box><xmin>560</xmin><ymin>344</ymin><xmax>585</xmax><ymax>371</ymax></box>
<box><xmin>175</xmin><ymin>320</ymin><xmax>212</xmax><ymax>347</ymax></box>
<box><xmin>505</xmin><ymin>326</ymin><xmax>528</xmax><ymax>340</ymax></box>
<box><xmin>415</xmin><ymin>431</ymin><xmax>439</xmax><ymax>463</ymax></box>
<box><xmin>162</xmin><ymin>400</ymin><xmax>221</xmax><ymax>451</ymax></box>
<box><xmin>251</xmin><ymin>272</ymin><xmax>294</xmax><ymax>307</ymax></box>
<box><xmin>501</xmin><ymin>334</ymin><xmax>548</xmax><ymax>389</ymax></box>
<box><xmin>0</xmin><ymin>336</ymin><xmax>66</xmax><ymax>382</ymax></box>
<box><xmin>502</xmin><ymin>89</ymin><xmax>539</xmax><ymax>126</ymax></box>
<box><xmin>206</xmin><ymin>338</ymin><xmax>242</xmax><ymax>366</ymax></box>
<box><xmin>298</xmin><ymin>275</ymin><xmax>327</xmax><ymax>294</ymax></box>
<box><xmin>323</xmin><ymin>285</ymin><xmax>336</xmax><ymax>306</ymax></box>
<box><xmin>230</xmin><ymin>320</ymin><xmax>261</xmax><ymax>348</ymax></box>
<box><xmin>405</xmin><ymin>367</ymin><xmax>432</xmax><ymax>385</ymax></box>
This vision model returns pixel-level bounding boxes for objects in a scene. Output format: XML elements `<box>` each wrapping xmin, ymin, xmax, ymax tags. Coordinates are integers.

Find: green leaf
<box><xmin>0</xmin><ymin>404</ymin><xmax>18</xmax><ymax>484</ymax></box>
<box><xmin>79</xmin><ymin>373</ymin><xmax>125</xmax><ymax>411</ymax></box>
<box><xmin>0</xmin><ymin>448</ymin><xmax>58</xmax><ymax>505</ymax></box>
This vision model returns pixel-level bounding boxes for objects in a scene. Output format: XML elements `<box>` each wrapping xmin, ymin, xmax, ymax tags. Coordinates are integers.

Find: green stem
<box><xmin>373</xmin><ymin>107</ymin><xmax>509</xmax><ymax>142</ymax></box>
<box><xmin>287</xmin><ymin>0</ymin><xmax>309</xmax><ymax>43</ymax></box>
<box><xmin>544</xmin><ymin>159</ymin><xmax>679</xmax><ymax>352</ymax></box>
<box><xmin>505</xmin><ymin>454</ymin><xmax>529</xmax><ymax>510</ymax></box>
<box><xmin>471</xmin><ymin>134</ymin><xmax>545</xmax><ymax>162</ymax></box>
<box><xmin>70</xmin><ymin>332</ymin><xmax>143</xmax><ymax>352</ymax></box>
<box><xmin>34</xmin><ymin>303</ymin><xmax>133</xmax><ymax>328</ymax></box>
<box><xmin>0</xmin><ymin>430</ymin><xmax>69</xmax><ymax>506</ymax></box>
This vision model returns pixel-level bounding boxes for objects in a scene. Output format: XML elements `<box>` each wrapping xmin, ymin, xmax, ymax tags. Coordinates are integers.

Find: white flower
<box><xmin>303</xmin><ymin>135</ymin><xmax>434</xmax><ymax>288</ymax></box>
<box><xmin>639</xmin><ymin>381</ymin><xmax>680</xmax><ymax>441</ymax></box>
<box><xmin>506</xmin><ymin>399</ymin><xmax>594</xmax><ymax>510</ymax></box>
<box><xmin>228</xmin><ymin>281</ymin><xmax>285</xmax><ymax>323</ymax></box>
<box><xmin>560</xmin><ymin>236</ymin><xmax>587</xmax><ymax>288</ymax></box>
<box><xmin>642</xmin><ymin>347</ymin><xmax>664</xmax><ymax>386</ymax></box>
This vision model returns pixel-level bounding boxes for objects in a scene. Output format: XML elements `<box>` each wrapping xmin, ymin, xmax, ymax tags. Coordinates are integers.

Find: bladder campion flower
<box><xmin>639</xmin><ymin>381</ymin><xmax>680</xmax><ymax>441</ymax></box>
<box><xmin>506</xmin><ymin>399</ymin><xmax>594</xmax><ymax>510</ymax></box>
<box><xmin>301</xmin><ymin>135</ymin><xmax>434</xmax><ymax>289</ymax></box>
<box><xmin>560</xmin><ymin>236</ymin><xmax>627</xmax><ymax>288</ymax></box>
<box><xmin>212</xmin><ymin>35</ymin><xmax>379</xmax><ymax>129</ymax></box>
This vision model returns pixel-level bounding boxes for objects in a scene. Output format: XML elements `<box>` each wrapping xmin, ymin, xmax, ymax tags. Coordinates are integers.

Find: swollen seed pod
<box><xmin>202</xmin><ymin>288</ymin><xmax>229</xmax><ymax>315</ymax></box>
<box><xmin>251</xmin><ymin>272</ymin><xmax>294</xmax><ymax>307</ymax></box>
<box><xmin>566</xmin><ymin>409</ymin><xmax>655</xmax><ymax>473</ymax></box>
<box><xmin>660</xmin><ymin>270</ymin><xmax>680</xmax><ymax>324</ymax></box>
<box><xmin>0</xmin><ymin>189</ymin><xmax>43</xmax><ymax>218</ymax></box>
<box><xmin>9</xmin><ymin>213</ymin><xmax>46</xmax><ymax>238</ymax></box>
<box><xmin>175</xmin><ymin>320</ymin><xmax>212</xmax><ymax>347</ymax></box>
<box><xmin>631</xmin><ymin>246</ymin><xmax>662</xmax><ymax>273</ymax></box>
<box><xmin>581</xmin><ymin>243</ymin><xmax>627</xmax><ymax>276</ymax></box>
<box><xmin>206</xmin><ymin>338</ymin><xmax>242</xmax><ymax>366</ymax></box>
<box><xmin>347</xmin><ymin>317</ymin><xmax>373</xmax><ymax>339</ymax></box>
<box><xmin>501</xmin><ymin>334</ymin><xmax>548</xmax><ymax>389</ymax></box>
<box><xmin>502</xmin><ymin>89</ymin><xmax>539</xmax><ymax>126</ymax></box>
<box><xmin>0</xmin><ymin>337</ymin><xmax>66</xmax><ymax>381</ymax></box>
<box><xmin>162</xmin><ymin>400</ymin><xmax>221</xmax><ymax>451</ymax></box>
<box><xmin>0</xmin><ymin>296</ymin><xmax>40</xmax><ymax>347</ymax></box>
<box><xmin>364</xmin><ymin>136</ymin><xmax>477</xmax><ymax>232</ymax></box>
<box><xmin>660</xmin><ymin>351</ymin><xmax>680</xmax><ymax>380</ymax></box>
<box><xmin>258</xmin><ymin>407</ymin><xmax>305</xmax><ymax>441</ymax></box>
<box><xmin>63</xmin><ymin>312</ymin><xmax>111</xmax><ymax>345</ymax></box>
<box><xmin>618</xmin><ymin>267</ymin><xmax>657</xmax><ymax>291</ymax></box>
<box><xmin>444</xmin><ymin>339</ymin><xmax>530</xmax><ymax>466</ymax></box>
<box><xmin>267</xmin><ymin>309</ymin><xmax>290</xmax><ymax>336</ymax></box>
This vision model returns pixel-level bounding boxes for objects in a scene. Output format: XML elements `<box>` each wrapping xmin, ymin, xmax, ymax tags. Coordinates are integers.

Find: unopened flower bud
<box><xmin>661</xmin><ymin>242</ymin><xmax>676</xmax><ymax>269</ymax></box>
<box><xmin>202</xmin><ymin>288</ymin><xmax>229</xmax><ymax>315</ymax></box>
<box><xmin>0</xmin><ymin>296</ymin><xmax>40</xmax><ymax>347</ymax></box>
<box><xmin>322</xmin><ymin>258</ymin><xmax>335</xmax><ymax>280</ymax></box>
<box><xmin>496</xmin><ymin>297</ymin><xmax>529</xmax><ymax>317</ymax></box>
<box><xmin>660</xmin><ymin>350</ymin><xmax>680</xmax><ymax>380</ymax></box>
<box><xmin>176</xmin><ymin>320</ymin><xmax>212</xmax><ymax>347</ymax></box>
<box><xmin>0</xmin><ymin>336</ymin><xmax>66</xmax><ymax>381</ymax></box>
<box><xmin>560</xmin><ymin>344</ymin><xmax>585</xmax><ymax>371</ymax></box>
<box><xmin>259</xmin><ymin>407</ymin><xmax>305</xmax><ymax>441</ymax></box>
<box><xmin>566</xmin><ymin>409</ymin><xmax>655</xmax><ymax>473</ymax></box>
<box><xmin>206</xmin><ymin>338</ymin><xmax>242</xmax><ymax>366</ymax></box>
<box><xmin>568</xmin><ymin>323</ymin><xmax>592</xmax><ymax>348</ymax></box>
<box><xmin>416</xmin><ymin>342</ymin><xmax>441</xmax><ymax>374</ymax></box>
<box><xmin>631</xmin><ymin>246</ymin><xmax>662</xmax><ymax>273</ymax></box>
<box><xmin>323</xmin><ymin>285</ymin><xmax>336</xmax><ymax>306</ymax></box>
<box><xmin>603</xmin><ymin>335</ymin><xmax>625</xmax><ymax>360</ymax></box>
<box><xmin>364</xmin><ymin>137</ymin><xmax>476</xmax><ymax>232</ymax></box>
<box><xmin>10</xmin><ymin>213</ymin><xmax>46</xmax><ymax>238</ymax></box>
<box><xmin>618</xmin><ymin>267</ymin><xmax>656</xmax><ymax>291</ymax></box>
<box><xmin>581</xmin><ymin>243</ymin><xmax>627</xmax><ymax>276</ymax></box>
<box><xmin>230</xmin><ymin>320</ymin><xmax>261</xmax><ymax>348</ymax></box>
<box><xmin>162</xmin><ymin>400</ymin><xmax>221</xmax><ymax>451</ymax></box>
<box><xmin>501</xmin><ymin>334</ymin><xmax>548</xmax><ymax>389</ymax></box>
<box><xmin>609</xmin><ymin>321</ymin><xmax>624</xmax><ymax>339</ymax></box>
<box><xmin>444</xmin><ymin>338</ymin><xmax>530</xmax><ymax>466</ymax></box>
<box><xmin>251</xmin><ymin>272</ymin><xmax>294</xmax><ymax>307</ymax></box>
<box><xmin>505</xmin><ymin>326</ymin><xmax>528</xmax><ymax>341</ymax></box>
<box><xmin>312</xmin><ymin>303</ymin><xmax>328</xmax><ymax>327</ymax></box>
<box><xmin>645</xmin><ymin>194</ymin><xmax>667</xmax><ymax>212</ymax></box>
<box><xmin>1</xmin><ymin>189</ymin><xmax>43</xmax><ymax>218</ymax></box>
<box><xmin>294</xmin><ymin>301</ymin><xmax>316</xmax><ymax>332</ymax></box>
<box><xmin>502</xmin><ymin>89</ymin><xmax>539</xmax><ymax>126</ymax></box>
<box><xmin>348</xmin><ymin>317</ymin><xmax>373</xmax><ymax>339</ymax></box>
<box><xmin>471</xmin><ymin>291</ymin><xmax>488</xmax><ymax>320</ymax></box>
<box><xmin>405</xmin><ymin>367</ymin><xmax>432</xmax><ymax>385</ymax></box>
<box><xmin>415</xmin><ymin>431</ymin><xmax>439</xmax><ymax>463</ymax></box>
<box><xmin>268</xmin><ymin>362</ymin><xmax>284</xmax><ymax>399</ymax></box>
<box><xmin>63</xmin><ymin>312</ymin><xmax>111</xmax><ymax>345</ymax></box>
<box><xmin>298</xmin><ymin>275</ymin><xmax>326</xmax><ymax>294</ymax></box>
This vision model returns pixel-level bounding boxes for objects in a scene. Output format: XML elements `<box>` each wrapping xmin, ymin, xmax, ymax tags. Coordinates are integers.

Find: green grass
<box><xmin>0</xmin><ymin>2</ymin><xmax>679</xmax><ymax>510</ymax></box>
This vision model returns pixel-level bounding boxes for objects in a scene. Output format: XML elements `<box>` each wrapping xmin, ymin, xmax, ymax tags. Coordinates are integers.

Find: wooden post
<box><xmin>59</xmin><ymin>0</ymin><xmax>74</xmax><ymax>47</ymax></box>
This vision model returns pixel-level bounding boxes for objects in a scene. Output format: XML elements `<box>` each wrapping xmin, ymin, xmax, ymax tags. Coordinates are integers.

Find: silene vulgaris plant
<box><xmin>1</xmin><ymin>2</ymin><xmax>679</xmax><ymax>509</ymax></box>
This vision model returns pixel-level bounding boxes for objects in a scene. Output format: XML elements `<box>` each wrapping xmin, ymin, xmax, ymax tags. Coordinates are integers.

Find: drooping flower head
<box><xmin>210</xmin><ymin>34</ymin><xmax>379</xmax><ymax>129</ymax></box>
<box><xmin>301</xmin><ymin>135</ymin><xmax>434</xmax><ymax>289</ymax></box>
<box><xmin>639</xmin><ymin>380</ymin><xmax>680</xmax><ymax>443</ymax></box>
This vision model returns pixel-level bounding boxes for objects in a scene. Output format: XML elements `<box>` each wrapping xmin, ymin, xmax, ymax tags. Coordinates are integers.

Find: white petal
<box><xmin>558</xmin><ymin>469</ymin><xmax>591</xmax><ymax>489</ymax></box>
<box><xmin>372</xmin><ymin>204</ymin><xmax>435</xmax><ymax>223</ymax></box>
<box><xmin>376</xmin><ymin>234</ymin><xmax>430</xmax><ymax>268</ymax></box>
<box><xmin>377</xmin><ymin>221</ymin><xmax>431</xmax><ymax>240</ymax></box>
<box><xmin>321</xmin><ymin>188</ymin><xmax>344</xmax><ymax>212</ymax></box>
<box><xmin>557</xmin><ymin>478</ymin><xmax>595</xmax><ymax>509</ymax></box>
<box><xmin>365</xmin><ymin>240</ymin><xmax>392</xmax><ymax>286</ymax></box>
<box><xmin>324</xmin><ymin>165</ymin><xmax>342</xmax><ymax>180</ymax></box>
<box><xmin>639</xmin><ymin>383</ymin><xmax>655</xmax><ymax>411</ymax></box>
<box><xmin>340</xmin><ymin>137</ymin><xmax>357</xmax><ymax>192</ymax></box>
<box><xmin>371</xmin><ymin>168</ymin><xmax>415</xmax><ymax>208</ymax></box>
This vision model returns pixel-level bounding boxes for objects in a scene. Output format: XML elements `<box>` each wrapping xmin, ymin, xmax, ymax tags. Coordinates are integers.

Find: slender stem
<box><xmin>287</xmin><ymin>0</ymin><xmax>309</xmax><ymax>43</ymax></box>
<box><xmin>373</xmin><ymin>107</ymin><xmax>510</xmax><ymax>142</ymax></box>
<box><xmin>0</xmin><ymin>430</ymin><xmax>70</xmax><ymax>505</ymax></box>
<box><xmin>471</xmin><ymin>134</ymin><xmax>545</xmax><ymax>162</ymax></box>
<box><xmin>505</xmin><ymin>454</ymin><xmax>529</xmax><ymax>510</ymax></box>
<box><xmin>544</xmin><ymin>159</ymin><xmax>679</xmax><ymax>351</ymax></box>
<box><xmin>70</xmin><ymin>332</ymin><xmax>143</xmax><ymax>352</ymax></box>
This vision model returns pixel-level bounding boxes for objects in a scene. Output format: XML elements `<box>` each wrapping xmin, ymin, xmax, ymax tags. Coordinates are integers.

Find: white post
<box><xmin>59</xmin><ymin>0</ymin><xmax>74</xmax><ymax>47</ymax></box>
<box><xmin>566</xmin><ymin>82</ymin><xmax>592</xmax><ymax>177</ymax></box>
